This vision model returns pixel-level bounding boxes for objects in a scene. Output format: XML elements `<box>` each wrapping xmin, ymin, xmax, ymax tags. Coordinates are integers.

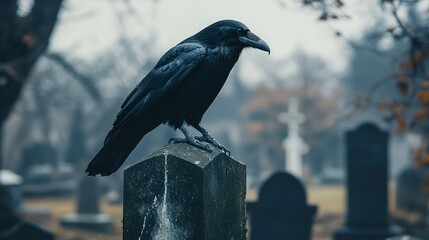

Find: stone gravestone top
<box><xmin>334</xmin><ymin>122</ymin><xmax>401</xmax><ymax>240</ymax></box>
<box><xmin>123</xmin><ymin>143</ymin><xmax>246</xmax><ymax>240</ymax></box>
<box><xmin>247</xmin><ymin>171</ymin><xmax>317</xmax><ymax>240</ymax></box>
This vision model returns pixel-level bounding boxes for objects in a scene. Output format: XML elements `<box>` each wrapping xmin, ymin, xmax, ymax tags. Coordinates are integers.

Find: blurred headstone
<box><xmin>278</xmin><ymin>98</ymin><xmax>308</xmax><ymax>178</ymax></box>
<box><xmin>60</xmin><ymin>175</ymin><xmax>113</xmax><ymax>232</ymax></box>
<box><xmin>20</xmin><ymin>143</ymin><xmax>57</xmax><ymax>175</ymax></box>
<box><xmin>396</xmin><ymin>166</ymin><xmax>428</xmax><ymax>215</ymax></box>
<box><xmin>334</xmin><ymin>123</ymin><xmax>401</xmax><ymax>240</ymax></box>
<box><xmin>247</xmin><ymin>171</ymin><xmax>317</xmax><ymax>240</ymax></box>
<box><xmin>21</xmin><ymin>142</ymin><xmax>76</xmax><ymax>197</ymax></box>
<box><xmin>0</xmin><ymin>173</ymin><xmax>54</xmax><ymax>240</ymax></box>
<box><xmin>0</xmin><ymin>170</ymin><xmax>22</xmax><ymax>212</ymax></box>
<box><xmin>318</xmin><ymin>167</ymin><xmax>344</xmax><ymax>185</ymax></box>
<box><xmin>123</xmin><ymin>143</ymin><xmax>246</xmax><ymax>240</ymax></box>
<box><xmin>22</xmin><ymin>163</ymin><xmax>76</xmax><ymax>197</ymax></box>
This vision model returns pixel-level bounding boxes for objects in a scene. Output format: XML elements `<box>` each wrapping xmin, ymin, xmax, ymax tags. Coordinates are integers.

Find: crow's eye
<box><xmin>236</xmin><ymin>29</ymin><xmax>245</xmax><ymax>35</ymax></box>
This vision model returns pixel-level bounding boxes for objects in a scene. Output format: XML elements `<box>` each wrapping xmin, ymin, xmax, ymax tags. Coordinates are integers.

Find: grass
<box><xmin>23</xmin><ymin>185</ymin><xmax>347</xmax><ymax>240</ymax></box>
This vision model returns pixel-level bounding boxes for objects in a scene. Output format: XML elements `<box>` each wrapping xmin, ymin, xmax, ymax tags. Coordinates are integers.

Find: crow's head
<box><xmin>191</xmin><ymin>19</ymin><xmax>270</xmax><ymax>54</ymax></box>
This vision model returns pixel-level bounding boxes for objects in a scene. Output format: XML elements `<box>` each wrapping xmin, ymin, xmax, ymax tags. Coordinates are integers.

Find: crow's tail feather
<box><xmin>86</xmin><ymin>121</ymin><xmax>159</xmax><ymax>176</ymax></box>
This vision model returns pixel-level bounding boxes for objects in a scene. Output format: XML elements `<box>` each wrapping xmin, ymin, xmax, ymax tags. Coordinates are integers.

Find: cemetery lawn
<box><xmin>249</xmin><ymin>185</ymin><xmax>345</xmax><ymax>240</ymax></box>
<box><xmin>24</xmin><ymin>185</ymin><xmax>395</xmax><ymax>240</ymax></box>
<box><xmin>23</xmin><ymin>197</ymin><xmax>122</xmax><ymax>240</ymax></box>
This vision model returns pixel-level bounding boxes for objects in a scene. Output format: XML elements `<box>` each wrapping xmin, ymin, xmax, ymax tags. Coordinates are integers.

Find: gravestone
<box><xmin>247</xmin><ymin>171</ymin><xmax>317</xmax><ymax>240</ymax></box>
<box><xmin>396</xmin><ymin>166</ymin><xmax>428</xmax><ymax>216</ymax></box>
<box><xmin>20</xmin><ymin>143</ymin><xmax>57</xmax><ymax>175</ymax></box>
<box><xmin>123</xmin><ymin>143</ymin><xmax>246</xmax><ymax>240</ymax></box>
<box><xmin>0</xmin><ymin>178</ymin><xmax>54</xmax><ymax>240</ymax></box>
<box><xmin>0</xmin><ymin>170</ymin><xmax>22</xmax><ymax>212</ymax></box>
<box><xmin>21</xmin><ymin>143</ymin><xmax>75</xmax><ymax>197</ymax></box>
<box><xmin>334</xmin><ymin>123</ymin><xmax>401</xmax><ymax>240</ymax></box>
<box><xmin>60</xmin><ymin>175</ymin><xmax>113</xmax><ymax>232</ymax></box>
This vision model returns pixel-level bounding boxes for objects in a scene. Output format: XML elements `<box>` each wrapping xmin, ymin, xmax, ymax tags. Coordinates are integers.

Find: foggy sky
<box><xmin>50</xmin><ymin>0</ymin><xmax>392</xmax><ymax>88</ymax></box>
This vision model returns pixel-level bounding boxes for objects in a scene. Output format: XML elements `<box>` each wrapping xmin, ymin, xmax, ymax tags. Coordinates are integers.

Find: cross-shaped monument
<box><xmin>278</xmin><ymin>98</ymin><xmax>308</xmax><ymax>178</ymax></box>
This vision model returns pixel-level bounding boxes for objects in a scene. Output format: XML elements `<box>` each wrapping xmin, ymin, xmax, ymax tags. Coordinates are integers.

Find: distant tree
<box><xmin>242</xmin><ymin>80</ymin><xmax>341</xmax><ymax>183</ymax></box>
<box><xmin>300</xmin><ymin>0</ymin><xmax>429</xmax><ymax>164</ymax></box>
<box><xmin>0</xmin><ymin>0</ymin><xmax>63</xmax><ymax>168</ymax></box>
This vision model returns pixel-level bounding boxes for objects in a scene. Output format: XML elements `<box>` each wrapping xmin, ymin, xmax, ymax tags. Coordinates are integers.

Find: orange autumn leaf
<box><xmin>401</xmin><ymin>52</ymin><xmax>427</xmax><ymax>70</ymax></box>
<box><xmin>396</xmin><ymin>75</ymin><xmax>410</xmax><ymax>95</ymax></box>
<box><xmin>396</xmin><ymin>74</ymin><xmax>409</xmax><ymax>82</ymax></box>
<box><xmin>417</xmin><ymin>91</ymin><xmax>429</xmax><ymax>103</ymax></box>
<box><xmin>379</xmin><ymin>99</ymin><xmax>391</xmax><ymax>111</ymax></box>
<box><xmin>421</xmin><ymin>155</ymin><xmax>429</xmax><ymax>164</ymax></box>
<box><xmin>415</xmin><ymin>109</ymin><xmax>429</xmax><ymax>122</ymax></box>
<box><xmin>22</xmin><ymin>34</ymin><xmax>37</xmax><ymax>48</ymax></box>
<box><xmin>422</xmin><ymin>184</ymin><xmax>429</xmax><ymax>193</ymax></box>
<box><xmin>391</xmin><ymin>103</ymin><xmax>403</xmax><ymax>117</ymax></box>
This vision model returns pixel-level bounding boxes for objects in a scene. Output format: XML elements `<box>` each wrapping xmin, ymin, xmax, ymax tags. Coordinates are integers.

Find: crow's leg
<box><xmin>169</xmin><ymin>125</ymin><xmax>212</xmax><ymax>152</ymax></box>
<box><xmin>193</xmin><ymin>125</ymin><xmax>230</xmax><ymax>156</ymax></box>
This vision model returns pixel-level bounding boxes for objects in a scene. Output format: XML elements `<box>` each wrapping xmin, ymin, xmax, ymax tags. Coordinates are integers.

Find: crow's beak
<box><xmin>239</xmin><ymin>31</ymin><xmax>270</xmax><ymax>54</ymax></box>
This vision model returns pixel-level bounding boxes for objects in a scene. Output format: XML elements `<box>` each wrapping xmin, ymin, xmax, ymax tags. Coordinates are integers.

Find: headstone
<box><xmin>278</xmin><ymin>98</ymin><xmax>309</xmax><ymax>177</ymax></box>
<box><xmin>22</xmin><ymin>163</ymin><xmax>76</xmax><ymax>197</ymax></box>
<box><xmin>334</xmin><ymin>123</ymin><xmax>401</xmax><ymax>240</ymax></box>
<box><xmin>0</xmin><ymin>170</ymin><xmax>22</xmax><ymax>212</ymax></box>
<box><xmin>21</xmin><ymin>143</ymin><xmax>76</xmax><ymax>197</ymax></box>
<box><xmin>247</xmin><ymin>171</ymin><xmax>317</xmax><ymax>240</ymax></box>
<box><xmin>396</xmin><ymin>166</ymin><xmax>428</xmax><ymax>215</ymax></box>
<box><xmin>0</xmin><ymin>176</ymin><xmax>54</xmax><ymax>240</ymax></box>
<box><xmin>20</xmin><ymin>143</ymin><xmax>57</xmax><ymax>175</ymax></box>
<box><xmin>123</xmin><ymin>143</ymin><xmax>246</xmax><ymax>240</ymax></box>
<box><xmin>60</xmin><ymin>175</ymin><xmax>113</xmax><ymax>232</ymax></box>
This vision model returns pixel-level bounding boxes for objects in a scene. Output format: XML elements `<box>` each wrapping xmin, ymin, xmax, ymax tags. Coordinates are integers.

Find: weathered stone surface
<box><xmin>123</xmin><ymin>143</ymin><xmax>246</xmax><ymax>240</ymax></box>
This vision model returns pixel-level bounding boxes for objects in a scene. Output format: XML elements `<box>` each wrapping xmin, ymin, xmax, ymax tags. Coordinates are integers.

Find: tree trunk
<box><xmin>0</xmin><ymin>0</ymin><xmax>63</xmax><ymax>169</ymax></box>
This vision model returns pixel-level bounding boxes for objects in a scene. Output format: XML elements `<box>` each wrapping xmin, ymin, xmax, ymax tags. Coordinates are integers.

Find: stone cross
<box><xmin>278</xmin><ymin>98</ymin><xmax>308</xmax><ymax>177</ymax></box>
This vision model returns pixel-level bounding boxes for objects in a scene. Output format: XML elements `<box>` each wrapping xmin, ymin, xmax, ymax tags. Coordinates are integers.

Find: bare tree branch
<box><xmin>44</xmin><ymin>52</ymin><xmax>101</xmax><ymax>103</ymax></box>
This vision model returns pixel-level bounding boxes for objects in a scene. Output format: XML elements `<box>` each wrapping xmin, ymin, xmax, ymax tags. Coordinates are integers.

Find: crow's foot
<box><xmin>195</xmin><ymin>136</ymin><xmax>230</xmax><ymax>156</ymax></box>
<box><xmin>169</xmin><ymin>137</ymin><xmax>212</xmax><ymax>152</ymax></box>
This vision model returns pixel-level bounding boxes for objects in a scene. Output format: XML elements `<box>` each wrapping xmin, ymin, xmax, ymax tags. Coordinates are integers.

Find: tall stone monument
<box><xmin>334</xmin><ymin>123</ymin><xmax>401</xmax><ymax>240</ymax></box>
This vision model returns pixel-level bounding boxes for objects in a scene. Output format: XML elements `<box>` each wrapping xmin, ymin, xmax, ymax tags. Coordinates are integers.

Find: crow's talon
<box><xmin>169</xmin><ymin>137</ymin><xmax>185</xmax><ymax>144</ymax></box>
<box><xmin>169</xmin><ymin>137</ymin><xmax>212</xmax><ymax>152</ymax></box>
<box><xmin>189</xmin><ymin>139</ymin><xmax>212</xmax><ymax>152</ymax></box>
<box><xmin>195</xmin><ymin>136</ymin><xmax>230</xmax><ymax>155</ymax></box>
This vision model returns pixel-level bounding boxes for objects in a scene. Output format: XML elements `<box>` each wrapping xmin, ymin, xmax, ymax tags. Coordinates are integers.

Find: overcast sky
<box><xmin>49</xmin><ymin>0</ymin><xmax>392</xmax><ymax>87</ymax></box>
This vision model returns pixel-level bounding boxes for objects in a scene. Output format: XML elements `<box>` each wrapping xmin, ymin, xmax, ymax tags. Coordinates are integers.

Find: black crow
<box><xmin>86</xmin><ymin>19</ymin><xmax>270</xmax><ymax>176</ymax></box>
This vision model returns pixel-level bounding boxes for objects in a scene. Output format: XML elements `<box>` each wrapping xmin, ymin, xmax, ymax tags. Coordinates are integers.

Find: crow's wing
<box><xmin>105</xmin><ymin>42</ymin><xmax>206</xmax><ymax>143</ymax></box>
